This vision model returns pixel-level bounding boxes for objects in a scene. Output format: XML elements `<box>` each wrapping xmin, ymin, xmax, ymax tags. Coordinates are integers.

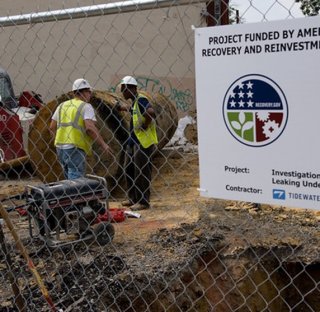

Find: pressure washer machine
<box><xmin>25</xmin><ymin>174</ymin><xmax>114</xmax><ymax>248</ymax></box>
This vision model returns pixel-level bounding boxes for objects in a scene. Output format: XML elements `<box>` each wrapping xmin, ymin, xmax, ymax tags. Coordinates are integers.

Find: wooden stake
<box><xmin>0</xmin><ymin>204</ymin><xmax>57</xmax><ymax>312</ymax></box>
<box><xmin>0</xmin><ymin>220</ymin><xmax>25</xmax><ymax>311</ymax></box>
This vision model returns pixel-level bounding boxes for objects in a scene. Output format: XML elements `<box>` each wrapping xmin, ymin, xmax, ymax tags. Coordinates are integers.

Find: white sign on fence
<box><xmin>195</xmin><ymin>16</ymin><xmax>320</xmax><ymax>210</ymax></box>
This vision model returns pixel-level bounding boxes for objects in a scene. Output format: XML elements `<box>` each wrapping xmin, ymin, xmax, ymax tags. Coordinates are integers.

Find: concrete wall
<box><xmin>0</xmin><ymin>1</ymin><xmax>207</xmax><ymax>117</ymax></box>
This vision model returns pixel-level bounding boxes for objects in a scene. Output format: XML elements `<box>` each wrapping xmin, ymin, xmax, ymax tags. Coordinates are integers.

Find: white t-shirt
<box><xmin>52</xmin><ymin>101</ymin><xmax>97</xmax><ymax>149</ymax></box>
<box><xmin>52</xmin><ymin>102</ymin><xmax>96</xmax><ymax>122</ymax></box>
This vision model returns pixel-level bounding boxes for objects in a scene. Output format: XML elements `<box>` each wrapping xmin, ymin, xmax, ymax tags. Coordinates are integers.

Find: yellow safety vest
<box><xmin>54</xmin><ymin>98</ymin><xmax>93</xmax><ymax>155</ymax></box>
<box><xmin>132</xmin><ymin>94</ymin><xmax>158</xmax><ymax>148</ymax></box>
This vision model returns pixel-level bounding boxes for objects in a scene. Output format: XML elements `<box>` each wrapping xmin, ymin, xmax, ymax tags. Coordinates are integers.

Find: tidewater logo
<box><xmin>223</xmin><ymin>74</ymin><xmax>288</xmax><ymax>147</ymax></box>
<box><xmin>273</xmin><ymin>189</ymin><xmax>286</xmax><ymax>200</ymax></box>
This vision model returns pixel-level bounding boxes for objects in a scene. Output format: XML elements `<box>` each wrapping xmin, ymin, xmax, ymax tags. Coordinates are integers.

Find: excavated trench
<box><xmin>37</xmin><ymin>243</ymin><xmax>319</xmax><ymax>311</ymax></box>
<box><xmin>98</xmin><ymin>247</ymin><xmax>320</xmax><ymax>312</ymax></box>
<box><xmin>185</xmin><ymin>249</ymin><xmax>320</xmax><ymax>312</ymax></box>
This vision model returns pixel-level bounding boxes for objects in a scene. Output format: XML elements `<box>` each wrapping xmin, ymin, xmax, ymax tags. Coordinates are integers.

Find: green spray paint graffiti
<box><xmin>110</xmin><ymin>77</ymin><xmax>193</xmax><ymax>112</ymax></box>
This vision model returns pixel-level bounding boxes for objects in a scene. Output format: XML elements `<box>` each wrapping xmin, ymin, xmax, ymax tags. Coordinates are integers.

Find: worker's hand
<box><xmin>102</xmin><ymin>143</ymin><xmax>113</xmax><ymax>155</ymax></box>
<box><xmin>141</xmin><ymin>121</ymin><xmax>152</xmax><ymax>130</ymax></box>
<box><xmin>114</xmin><ymin>101</ymin><xmax>121</xmax><ymax>111</ymax></box>
<box><xmin>114</xmin><ymin>100</ymin><xmax>129</xmax><ymax>112</ymax></box>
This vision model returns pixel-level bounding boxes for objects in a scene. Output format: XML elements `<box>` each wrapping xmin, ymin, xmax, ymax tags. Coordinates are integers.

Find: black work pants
<box><xmin>124</xmin><ymin>144</ymin><xmax>155</xmax><ymax>206</ymax></box>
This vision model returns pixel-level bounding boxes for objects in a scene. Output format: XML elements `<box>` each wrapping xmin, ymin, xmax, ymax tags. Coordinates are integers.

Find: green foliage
<box><xmin>296</xmin><ymin>0</ymin><xmax>320</xmax><ymax>16</ymax></box>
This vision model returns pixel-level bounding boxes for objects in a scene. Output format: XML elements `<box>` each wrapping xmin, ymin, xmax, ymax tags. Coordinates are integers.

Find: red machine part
<box><xmin>95</xmin><ymin>208</ymin><xmax>126</xmax><ymax>223</ymax></box>
<box><xmin>19</xmin><ymin>91</ymin><xmax>43</xmax><ymax>110</ymax></box>
<box><xmin>0</xmin><ymin>106</ymin><xmax>26</xmax><ymax>162</ymax></box>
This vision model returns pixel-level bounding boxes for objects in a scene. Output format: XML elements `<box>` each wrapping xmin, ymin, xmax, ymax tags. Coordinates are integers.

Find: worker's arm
<box><xmin>49</xmin><ymin>119</ymin><xmax>57</xmax><ymax>137</ymax></box>
<box><xmin>84</xmin><ymin>119</ymin><xmax>112</xmax><ymax>154</ymax></box>
<box><xmin>142</xmin><ymin>106</ymin><xmax>156</xmax><ymax>129</ymax></box>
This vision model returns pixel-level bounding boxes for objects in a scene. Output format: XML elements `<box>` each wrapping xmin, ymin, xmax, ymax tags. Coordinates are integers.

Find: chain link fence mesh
<box><xmin>0</xmin><ymin>1</ymin><xmax>319</xmax><ymax>311</ymax></box>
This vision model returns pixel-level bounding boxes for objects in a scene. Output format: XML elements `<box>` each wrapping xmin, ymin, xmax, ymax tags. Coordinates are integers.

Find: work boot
<box><xmin>130</xmin><ymin>203</ymin><xmax>150</xmax><ymax>211</ymax></box>
<box><xmin>121</xmin><ymin>199</ymin><xmax>134</xmax><ymax>207</ymax></box>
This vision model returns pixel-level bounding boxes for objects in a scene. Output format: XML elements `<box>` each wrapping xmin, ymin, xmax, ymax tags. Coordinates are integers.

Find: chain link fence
<box><xmin>0</xmin><ymin>1</ymin><xmax>319</xmax><ymax>311</ymax></box>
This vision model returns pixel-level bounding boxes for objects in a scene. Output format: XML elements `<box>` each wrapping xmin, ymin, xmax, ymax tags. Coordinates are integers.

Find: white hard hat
<box><xmin>120</xmin><ymin>76</ymin><xmax>137</xmax><ymax>86</ymax></box>
<box><xmin>72</xmin><ymin>78</ymin><xmax>92</xmax><ymax>91</ymax></box>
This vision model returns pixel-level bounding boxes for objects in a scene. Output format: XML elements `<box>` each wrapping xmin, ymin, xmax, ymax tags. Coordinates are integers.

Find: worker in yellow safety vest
<box><xmin>116</xmin><ymin>75</ymin><xmax>158</xmax><ymax>211</ymax></box>
<box><xmin>50</xmin><ymin>78</ymin><xmax>111</xmax><ymax>179</ymax></box>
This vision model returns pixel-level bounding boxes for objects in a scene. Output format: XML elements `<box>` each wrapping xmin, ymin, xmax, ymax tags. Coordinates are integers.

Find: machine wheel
<box><xmin>94</xmin><ymin>222</ymin><xmax>115</xmax><ymax>246</ymax></box>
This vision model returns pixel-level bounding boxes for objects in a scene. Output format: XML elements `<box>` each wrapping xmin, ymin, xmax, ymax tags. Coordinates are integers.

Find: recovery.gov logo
<box><xmin>223</xmin><ymin>74</ymin><xmax>288</xmax><ymax>147</ymax></box>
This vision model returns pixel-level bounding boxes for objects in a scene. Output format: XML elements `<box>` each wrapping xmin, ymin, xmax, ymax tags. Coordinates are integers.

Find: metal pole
<box><xmin>206</xmin><ymin>0</ymin><xmax>229</xmax><ymax>26</ymax></box>
<box><xmin>220</xmin><ymin>0</ymin><xmax>229</xmax><ymax>25</ymax></box>
<box><xmin>236</xmin><ymin>9</ymin><xmax>240</xmax><ymax>24</ymax></box>
<box><xmin>206</xmin><ymin>1</ymin><xmax>216</xmax><ymax>26</ymax></box>
<box><xmin>0</xmin><ymin>220</ymin><xmax>25</xmax><ymax>311</ymax></box>
<box><xmin>0</xmin><ymin>0</ymin><xmax>208</xmax><ymax>27</ymax></box>
<box><xmin>214</xmin><ymin>0</ymin><xmax>222</xmax><ymax>25</ymax></box>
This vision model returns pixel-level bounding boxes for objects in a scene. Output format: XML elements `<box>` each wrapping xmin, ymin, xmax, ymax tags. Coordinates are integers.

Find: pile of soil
<box><xmin>0</xmin><ymin>150</ymin><xmax>319</xmax><ymax>311</ymax></box>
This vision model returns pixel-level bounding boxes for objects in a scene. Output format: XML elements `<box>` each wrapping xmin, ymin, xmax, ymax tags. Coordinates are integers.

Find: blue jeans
<box><xmin>56</xmin><ymin>147</ymin><xmax>86</xmax><ymax>179</ymax></box>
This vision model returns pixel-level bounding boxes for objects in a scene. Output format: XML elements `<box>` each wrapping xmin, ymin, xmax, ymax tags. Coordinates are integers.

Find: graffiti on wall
<box><xmin>110</xmin><ymin>76</ymin><xmax>193</xmax><ymax>113</ymax></box>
